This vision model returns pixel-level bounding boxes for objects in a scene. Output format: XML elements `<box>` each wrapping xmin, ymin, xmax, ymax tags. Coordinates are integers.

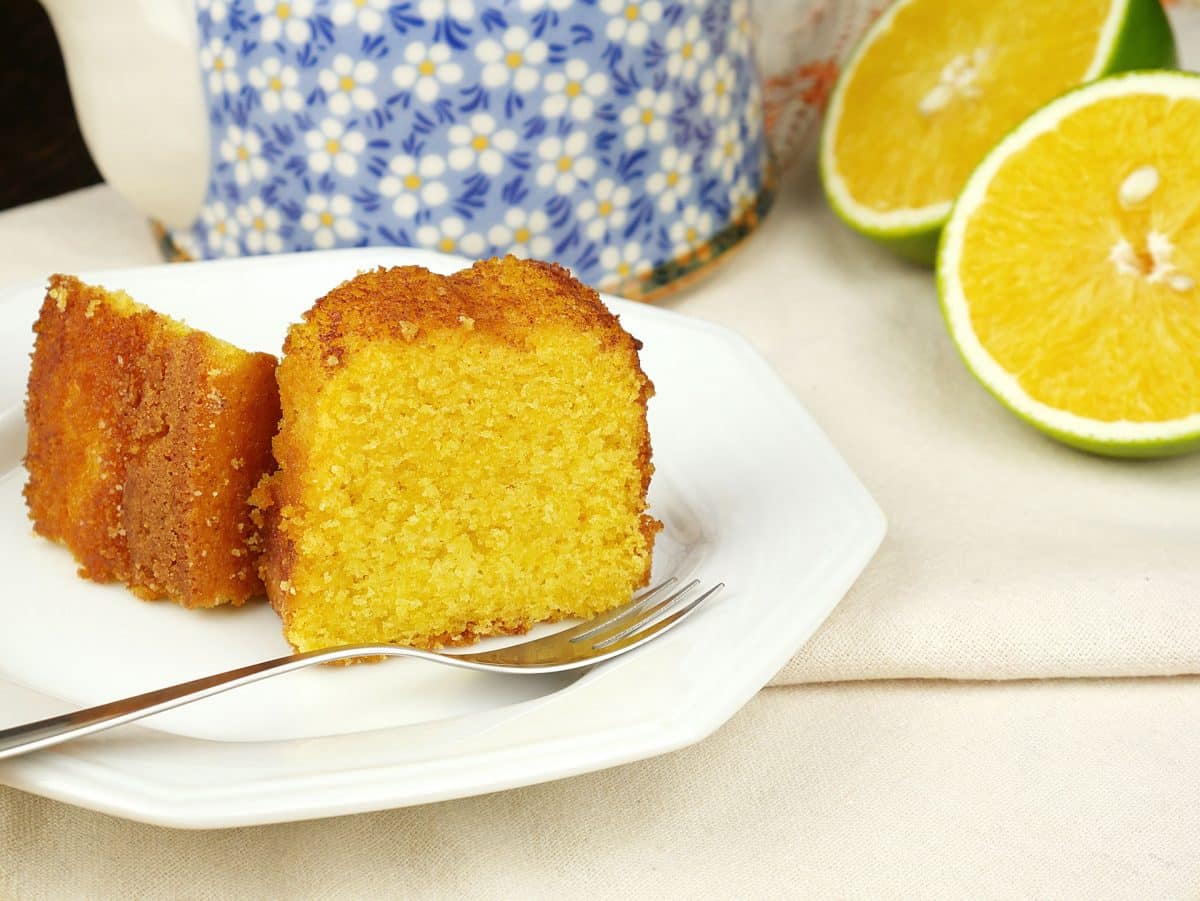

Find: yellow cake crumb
<box><xmin>254</xmin><ymin>257</ymin><xmax>661</xmax><ymax>654</ymax></box>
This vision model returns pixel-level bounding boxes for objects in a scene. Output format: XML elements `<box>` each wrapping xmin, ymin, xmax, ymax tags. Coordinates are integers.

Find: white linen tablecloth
<box><xmin>2</xmin><ymin>181</ymin><xmax>1198</xmax><ymax>898</ymax></box>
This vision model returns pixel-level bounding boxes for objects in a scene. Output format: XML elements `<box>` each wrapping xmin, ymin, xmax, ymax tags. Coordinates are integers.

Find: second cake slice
<box><xmin>25</xmin><ymin>275</ymin><xmax>281</xmax><ymax>607</ymax></box>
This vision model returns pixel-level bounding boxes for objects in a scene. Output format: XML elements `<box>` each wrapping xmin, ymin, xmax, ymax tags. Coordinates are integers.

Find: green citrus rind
<box><xmin>937</xmin><ymin>70</ymin><xmax>1200</xmax><ymax>458</ymax></box>
<box><xmin>819</xmin><ymin>0</ymin><xmax>1176</xmax><ymax>265</ymax></box>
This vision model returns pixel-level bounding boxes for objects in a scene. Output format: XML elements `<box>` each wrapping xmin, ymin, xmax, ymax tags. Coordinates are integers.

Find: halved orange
<box><xmin>820</xmin><ymin>0</ymin><xmax>1175</xmax><ymax>263</ymax></box>
<box><xmin>939</xmin><ymin>71</ymin><xmax>1200</xmax><ymax>457</ymax></box>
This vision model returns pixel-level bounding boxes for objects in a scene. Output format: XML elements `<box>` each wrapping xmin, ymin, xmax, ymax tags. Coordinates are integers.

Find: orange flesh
<box><xmin>834</xmin><ymin>0</ymin><xmax>1110</xmax><ymax>212</ymax></box>
<box><xmin>960</xmin><ymin>93</ymin><xmax>1200</xmax><ymax>422</ymax></box>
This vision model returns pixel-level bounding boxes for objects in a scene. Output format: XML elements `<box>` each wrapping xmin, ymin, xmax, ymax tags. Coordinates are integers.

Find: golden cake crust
<box><xmin>255</xmin><ymin>257</ymin><xmax>661</xmax><ymax>653</ymax></box>
<box><xmin>25</xmin><ymin>275</ymin><xmax>281</xmax><ymax>607</ymax></box>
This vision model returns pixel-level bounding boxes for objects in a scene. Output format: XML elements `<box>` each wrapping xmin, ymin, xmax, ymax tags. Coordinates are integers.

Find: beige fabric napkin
<box><xmin>5</xmin><ymin>677</ymin><xmax>1200</xmax><ymax>899</ymax></box>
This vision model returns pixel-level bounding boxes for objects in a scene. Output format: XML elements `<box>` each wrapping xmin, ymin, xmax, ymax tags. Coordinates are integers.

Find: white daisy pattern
<box><xmin>541</xmin><ymin>60</ymin><xmax>608</xmax><ymax>121</ymax></box>
<box><xmin>728</xmin><ymin>175</ymin><xmax>755</xmax><ymax>218</ymax></box>
<box><xmin>416</xmin><ymin>216</ymin><xmax>487</xmax><ymax>257</ymax></box>
<box><xmin>236</xmin><ymin>198</ymin><xmax>285</xmax><ymax>254</ymax></box>
<box><xmin>475</xmin><ymin>27</ymin><xmax>548</xmax><ymax>93</ymax></box>
<box><xmin>255</xmin><ymin>0</ymin><xmax>314</xmax><ymax>44</ymax></box>
<box><xmin>379</xmin><ymin>154</ymin><xmax>450</xmax><ymax>218</ymax></box>
<box><xmin>700</xmin><ymin>55</ymin><xmax>736</xmax><ymax>120</ymax></box>
<box><xmin>199</xmin><ymin>38</ymin><xmax>240</xmax><ymax>96</ymax></box>
<box><xmin>301</xmin><ymin>194</ymin><xmax>359</xmax><ymax>249</ymax></box>
<box><xmin>219</xmin><ymin>125</ymin><xmax>269</xmax><ymax>187</ymax></box>
<box><xmin>664</xmin><ymin>15</ymin><xmax>710</xmax><ymax>81</ymax></box>
<box><xmin>600</xmin><ymin>0</ymin><xmax>662</xmax><ymax>47</ymax></box>
<box><xmin>744</xmin><ymin>81</ymin><xmax>763</xmax><ymax>138</ymax></box>
<box><xmin>669</xmin><ymin>205</ymin><xmax>714</xmax><ymax>258</ymax></box>
<box><xmin>599</xmin><ymin>241</ymin><xmax>652</xmax><ymax>291</ymax></box>
<box><xmin>176</xmin><ymin>0</ymin><xmax>771</xmax><ymax>298</ymax></box>
<box><xmin>392</xmin><ymin>42</ymin><xmax>464</xmax><ymax>103</ymax></box>
<box><xmin>418</xmin><ymin>0</ymin><xmax>474</xmax><ymax>20</ymax></box>
<box><xmin>248</xmin><ymin>58</ymin><xmax>303</xmax><ymax>113</ymax></box>
<box><xmin>318</xmin><ymin>54</ymin><xmax>379</xmax><ymax>116</ymax></box>
<box><xmin>197</xmin><ymin>0</ymin><xmax>229</xmax><ymax>23</ymax></box>
<box><xmin>619</xmin><ymin>87</ymin><xmax>672</xmax><ymax>149</ymax></box>
<box><xmin>305</xmin><ymin>118</ymin><xmax>366</xmax><ymax>176</ymax></box>
<box><xmin>201</xmin><ymin>202</ymin><xmax>240</xmax><ymax>257</ymax></box>
<box><xmin>727</xmin><ymin>0</ymin><xmax>754</xmax><ymax>57</ymax></box>
<box><xmin>447</xmin><ymin>114</ymin><xmax>518</xmax><ymax>175</ymax></box>
<box><xmin>710</xmin><ymin>119</ymin><xmax>741</xmax><ymax>183</ymax></box>
<box><xmin>487</xmin><ymin>208</ymin><xmax>553</xmax><ymax>259</ymax></box>
<box><xmin>576</xmin><ymin>178</ymin><xmax>632</xmax><ymax>242</ymax></box>
<box><xmin>536</xmin><ymin>131</ymin><xmax>596</xmax><ymax>195</ymax></box>
<box><xmin>331</xmin><ymin>0</ymin><xmax>389</xmax><ymax>33</ymax></box>
<box><xmin>645</xmin><ymin>146</ymin><xmax>694</xmax><ymax>214</ymax></box>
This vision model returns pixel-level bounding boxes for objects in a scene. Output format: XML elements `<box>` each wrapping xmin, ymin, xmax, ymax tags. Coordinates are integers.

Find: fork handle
<box><xmin>0</xmin><ymin>645</ymin><xmax>434</xmax><ymax>762</ymax></box>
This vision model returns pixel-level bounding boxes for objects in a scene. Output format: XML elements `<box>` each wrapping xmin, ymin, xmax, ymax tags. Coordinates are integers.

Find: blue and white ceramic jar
<box><xmin>162</xmin><ymin>0</ymin><xmax>771</xmax><ymax>298</ymax></box>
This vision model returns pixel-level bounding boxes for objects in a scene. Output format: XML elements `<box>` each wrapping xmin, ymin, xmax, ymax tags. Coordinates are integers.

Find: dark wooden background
<box><xmin>3</xmin><ymin>0</ymin><xmax>103</xmax><ymax>211</ymax></box>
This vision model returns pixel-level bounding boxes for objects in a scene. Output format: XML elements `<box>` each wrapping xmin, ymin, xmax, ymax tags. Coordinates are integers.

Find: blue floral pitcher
<box><xmin>42</xmin><ymin>0</ymin><xmax>778</xmax><ymax>299</ymax></box>
<box><xmin>188</xmin><ymin>0</ymin><xmax>772</xmax><ymax>297</ymax></box>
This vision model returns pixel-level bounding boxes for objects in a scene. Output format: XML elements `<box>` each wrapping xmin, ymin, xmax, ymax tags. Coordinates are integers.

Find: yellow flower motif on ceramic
<box><xmin>664</xmin><ymin>15</ymin><xmax>709</xmax><ymax>81</ymax></box>
<box><xmin>476</xmin><ymin>27</ymin><xmax>548</xmax><ymax>93</ymax></box>
<box><xmin>488</xmin><ymin>208</ymin><xmax>553</xmax><ymax>259</ymax></box>
<box><xmin>379</xmin><ymin>154</ymin><xmax>450</xmax><ymax>218</ymax></box>
<box><xmin>201</xmin><ymin>201</ymin><xmax>240</xmax><ymax>256</ymax></box>
<box><xmin>620</xmin><ymin>87</ymin><xmax>672</xmax><ymax>149</ymax></box>
<box><xmin>728</xmin><ymin>175</ymin><xmax>755</xmax><ymax>219</ymax></box>
<box><xmin>255</xmin><ymin>0</ymin><xmax>314</xmax><ymax>44</ymax></box>
<box><xmin>199</xmin><ymin>37</ymin><xmax>240</xmax><ymax>95</ymax></box>
<box><xmin>417</xmin><ymin>216</ymin><xmax>487</xmax><ymax>257</ymax></box>
<box><xmin>600</xmin><ymin>0</ymin><xmax>662</xmax><ymax>47</ymax></box>
<box><xmin>577</xmin><ymin>178</ymin><xmax>633</xmax><ymax>242</ymax></box>
<box><xmin>670</xmin><ymin>205</ymin><xmax>713</xmax><ymax>258</ymax></box>
<box><xmin>392</xmin><ymin>42</ymin><xmax>464</xmax><ymax>103</ymax></box>
<box><xmin>727</xmin><ymin>0</ymin><xmax>753</xmax><ymax>57</ymax></box>
<box><xmin>541</xmin><ymin>59</ymin><xmax>609</xmax><ymax>121</ymax></box>
<box><xmin>599</xmin><ymin>242</ymin><xmax>652</xmax><ymax>291</ymax></box>
<box><xmin>709</xmin><ymin>120</ymin><xmax>741</xmax><ymax>183</ymax></box>
<box><xmin>319</xmin><ymin>53</ymin><xmax>379</xmax><ymax>116</ymax></box>
<box><xmin>331</xmin><ymin>0</ymin><xmax>389</xmax><ymax>33</ymax></box>
<box><xmin>249</xmin><ymin>58</ymin><xmax>303</xmax><ymax>113</ymax></box>
<box><xmin>305</xmin><ymin>118</ymin><xmax>366</xmax><ymax>177</ymax></box>
<box><xmin>236</xmin><ymin>197</ymin><xmax>284</xmax><ymax>254</ymax></box>
<box><xmin>219</xmin><ymin>125</ymin><xmax>269</xmax><ymax>187</ymax></box>
<box><xmin>447</xmin><ymin>113</ymin><xmax>519</xmax><ymax>175</ymax></box>
<box><xmin>700</xmin><ymin>55</ymin><xmax>736</xmax><ymax>119</ymax></box>
<box><xmin>646</xmin><ymin>146</ymin><xmax>694</xmax><ymax>214</ymax></box>
<box><xmin>536</xmin><ymin>131</ymin><xmax>597</xmax><ymax>195</ymax></box>
<box><xmin>301</xmin><ymin>194</ymin><xmax>358</xmax><ymax>249</ymax></box>
<box><xmin>744</xmin><ymin>82</ymin><xmax>763</xmax><ymax>138</ymax></box>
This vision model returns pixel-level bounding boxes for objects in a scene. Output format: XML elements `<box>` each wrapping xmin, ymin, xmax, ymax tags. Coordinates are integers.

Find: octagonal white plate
<box><xmin>0</xmin><ymin>248</ymin><xmax>884</xmax><ymax>828</ymax></box>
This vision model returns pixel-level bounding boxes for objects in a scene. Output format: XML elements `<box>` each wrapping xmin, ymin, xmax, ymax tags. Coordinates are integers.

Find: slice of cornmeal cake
<box><xmin>24</xmin><ymin>275</ymin><xmax>280</xmax><ymax>607</ymax></box>
<box><xmin>253</xmin><ymin>257</ymin><xmax>661</xmax><ymax>653</ymax></box>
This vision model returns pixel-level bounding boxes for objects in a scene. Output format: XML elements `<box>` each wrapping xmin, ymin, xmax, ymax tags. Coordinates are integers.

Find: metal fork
<box><xmin>0</xmin><ymin>578</ymin><xmax>722</xmax><ymax>761</ymax></box>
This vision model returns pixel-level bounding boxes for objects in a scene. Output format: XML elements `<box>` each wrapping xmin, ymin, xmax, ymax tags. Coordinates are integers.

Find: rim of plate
<box><xmin>820</xmin><ymin>0</ymin><xmax>1131</xmax><ymax>235</ymax></box>
<box><xmin>940</xmin><ymin>70</ymin><xmax>1200</xmax><ymax>446</ymax></box>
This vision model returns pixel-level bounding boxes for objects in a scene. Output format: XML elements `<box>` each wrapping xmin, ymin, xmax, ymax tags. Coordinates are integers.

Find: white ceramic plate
<box><xmin>0</xmin><ymin>248</ymin><xmax>884</xmax><ymax>828</ymax></box>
